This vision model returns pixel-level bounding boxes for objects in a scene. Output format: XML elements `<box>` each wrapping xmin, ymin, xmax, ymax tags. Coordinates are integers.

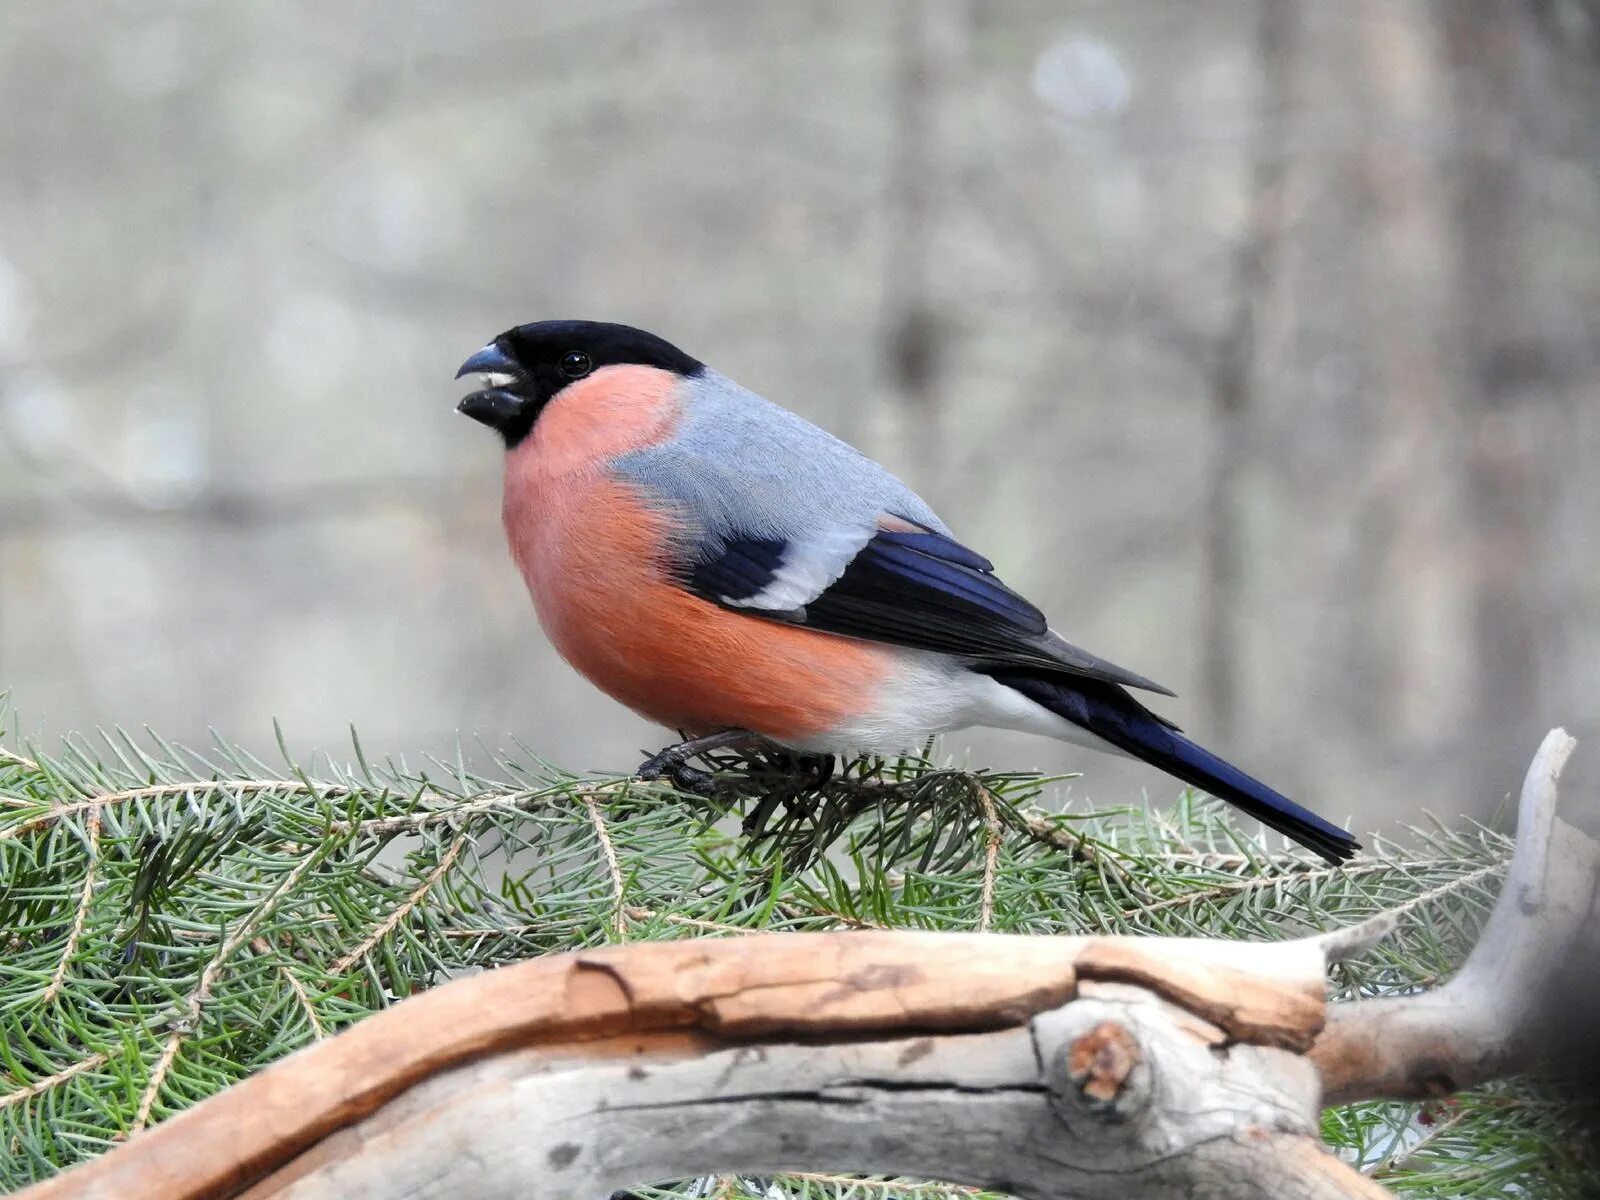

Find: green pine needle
<box><xmin>0</xmin><ymin>694</ymin><xmax>1593</xmax><ymax>1197</ymax></box>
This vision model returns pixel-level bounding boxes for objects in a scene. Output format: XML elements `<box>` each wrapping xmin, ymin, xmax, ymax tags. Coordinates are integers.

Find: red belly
<box><xmin>504</xmin><ymin>470</ymin><xmax>888</xmax><ymax>742</ymax></box>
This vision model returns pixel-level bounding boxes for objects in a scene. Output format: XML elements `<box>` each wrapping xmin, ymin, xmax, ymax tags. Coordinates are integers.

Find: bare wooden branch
<box><xmin>18</xmin><ymin>931</ymin><xmax>1337</xmax><ymax>1200</ymax></box>
<box><xmin>20</xmin><ymin>730</ymin><xmax>1593</xmax><ymax>1200</ymax></box>
<box><xmin>235</xmin><ymin>985</ymin><xmax>1376</xmax><ymax>1200</ymax></box>
<box><xmin>1312</xmin><ymin>728</ymin><xmax>1596</xmax><ymax>1103</ymax></box>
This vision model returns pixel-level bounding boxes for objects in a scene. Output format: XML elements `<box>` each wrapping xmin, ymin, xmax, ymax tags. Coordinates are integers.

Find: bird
<box><xmin>456</xmin><ymin>320</ymin><xmax>1359</xmax><ymax>864</ymax></box>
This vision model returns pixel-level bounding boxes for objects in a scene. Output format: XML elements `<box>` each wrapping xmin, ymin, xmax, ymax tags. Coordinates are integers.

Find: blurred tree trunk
<box><xmin>1439</xmin><ymin>2</ymin><xmax>1551</xmax><ymax>804</ymax></box>
<box><xmin>1201</xmin><ymin>0</ymin><xmax>1299</xmax><ymax>743</ymax></box>
<box><xmin>880</xmin><ymin>0</ymin><xmax>969</xmax><ymax>471</ymax></box>
<box><xmin>1343</xmin><ymin>0</ymin><xmax>1457</xmax><ymax>752</ymax></box>
<box><xmin>1525</xmin><ymin>0</ymin><xmax>1600</xmax><ymax>806</ymax></box>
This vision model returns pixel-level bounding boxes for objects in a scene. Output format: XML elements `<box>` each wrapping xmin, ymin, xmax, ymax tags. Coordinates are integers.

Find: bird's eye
<box><xmin>559</xmin><ymin>351</ymin><xmax>593</xmax><ymax>379</ymax></box>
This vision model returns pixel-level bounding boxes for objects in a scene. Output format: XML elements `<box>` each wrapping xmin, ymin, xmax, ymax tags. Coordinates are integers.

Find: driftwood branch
<box><xmin>23</xmin><ymin>732</ymin><xmax>1591</xmax><ymax>1199</ymax></box>
<box><xmin>1311</xmin><ymin>728</ymin><xmax>1596</xmax><ymax>1103</ymax></box>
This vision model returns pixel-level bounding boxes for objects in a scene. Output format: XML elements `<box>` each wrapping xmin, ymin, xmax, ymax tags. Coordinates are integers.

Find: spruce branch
<box><xmin>39</xmin><ymin>809</ymin><xmax>98</xmax><ymax>1007</ymax></box>
<box><xmin>0</xmin><ymin>1053</ymin><xmax>111</xmax><ymax>1114</ymax></box>
<box><xmin>252</xmin><ymin>938</ymin><xmax>325</xmax><ymax>1040</ymax></box>
<box><xmin>132</xmin><ymin>836</ymin><xmax>335</xmax><ymax>1134</ymax></box>
<box><xmin>584</xmin><ymin>794</ymin><xmax>629</xmax><ymax>939</ymax></box>
<box><xmin>974</xmin><ymin>781</ymin><xmax>1001</xmax><ymax>932</ymax></box>
<box><xmin>0</xmin><ymin>703</ymin><xmax>1592</xmax><ymax>1197</ymax></box>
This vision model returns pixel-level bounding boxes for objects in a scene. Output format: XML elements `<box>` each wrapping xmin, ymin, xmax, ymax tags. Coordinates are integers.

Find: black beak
<box><xmin>455</xmin><ymin>342</ymin><xmax>519</xmax><ymax>380</ymax></box>
<box><xmin>456</xmin><ymin>342</ymin><xmax>529</xmax><ymax>431</ymax></box>
<box><xmin>457</xmin><ymin>387</ymin><xmax>527</xmax><ymax>430</ymax></box>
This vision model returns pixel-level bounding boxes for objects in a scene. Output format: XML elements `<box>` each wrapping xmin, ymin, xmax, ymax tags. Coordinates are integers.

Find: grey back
<box><xmin>612</xmin><ymin>369</ymin><xmax>948</xmax><ymax>549</ymax></box>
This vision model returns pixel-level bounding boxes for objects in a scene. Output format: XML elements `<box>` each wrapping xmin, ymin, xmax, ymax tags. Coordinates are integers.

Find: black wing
<box><xmin>684</xmin><ymin>521</ymin><xmax>1175</xmax><ymax>696</ymax></box>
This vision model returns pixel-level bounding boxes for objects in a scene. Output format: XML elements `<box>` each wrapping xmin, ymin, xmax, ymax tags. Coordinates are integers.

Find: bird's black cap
<box><xmin>456</xmin><ymin>320</ymin><xmax>702</xmax><ymax>448</ymax></box>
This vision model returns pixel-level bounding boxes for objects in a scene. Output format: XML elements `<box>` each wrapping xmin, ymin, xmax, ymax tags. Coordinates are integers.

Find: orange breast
<box><xmin>500</xmin><ymin>366</ymin><xmax>889</xmax><ymax>742</ymax></box>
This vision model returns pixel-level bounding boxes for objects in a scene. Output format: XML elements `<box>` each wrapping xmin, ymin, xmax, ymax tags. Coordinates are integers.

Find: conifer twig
<box><xmin>778</xmin><ymin>899</ymin><xmax>890</xmax><ymax>930</ymax></box>
<box><xmin>40</xmin><ymin>809</ymin><xmax>99</xmax><ymax>1006</ymax></box>
<box><xmin>330</xmin><ymin>834</ymin><xmax>469</xmax><ymax>976</ymax></box>
<box><xmin>253</xmin><ymin>938</ymin><xmax>326</xmax><ymax>1041</ymax></box>
<box><xmin>974</xmin><ymin>783</ymin><xmax>1001</xmax><ymax>932</ymax></box>
<box><xmin>133</xmin><ymin>844</ymin><xmax>330</xmax><ymax>1132</ymax></box>
<box><xmin>344</xmin><ymin>785</ymin><xmax>611</xmax><ymax>838</ymax></box>
<box><xmin>584</xmin><ymin>795</ymin><xmax>628</xmax><ymax>938</ymax></box>
<box><xmin>780</xmin><ymin>1175</ymin><xmax>984</xmax><ymax>1197</ymax></box>
<box><xmin>622</xmin><ymin>907</ymin><xmax>751</xmax><ymax>937</ymax></box>
<box><xmin>0</xmin><ymin>746</ymin><xmax>38</xmax><ymax>772</ymax></box>
<box><xmin>0</xmin><ymin>779</ymin><xmax>348</xmax><ymax>842</ymax></box>
<box><xmin>1317</xmin><ymin>858</ymin><xmax>1506</xmax><ymax>963</ymax></box>
<box><xmin>1017</xmin><ymin>810</ymin><xmax>1146</xmax><ymax>897</ymax></box>
<box><xmin>0</xmin><ymin>1053</ymin><xmax>110</xmax><ymax>1112</ymax></box>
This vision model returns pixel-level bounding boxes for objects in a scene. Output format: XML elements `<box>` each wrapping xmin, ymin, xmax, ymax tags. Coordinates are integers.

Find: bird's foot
<box><xmin>762</xmin><ymin>748</ymin><xmax>836</xmax><ymax>788</ymax></box>
<box><xmin>637</xmin><ymin>729</ymin><xmax>758</xmax><ymax>794</ymax></box>
<box><xmin>737</xmin><ymin>750</ymin><xmax>838</xmax><ymax>838</ymax></box>
<box><xmin>669</xmin><ymin>763</ymin><xmax>716</xmax><ymax>795</ymax></box>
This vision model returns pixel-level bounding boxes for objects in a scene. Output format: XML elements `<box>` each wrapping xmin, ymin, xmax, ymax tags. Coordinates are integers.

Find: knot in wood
<box><xmin>1067</xmin><ymin>1020</ymin><xmax>1141</xmax><ymax>1108</ymax></box>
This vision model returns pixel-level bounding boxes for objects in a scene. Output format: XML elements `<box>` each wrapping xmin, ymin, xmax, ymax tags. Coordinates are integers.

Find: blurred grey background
<box><xmin>1</xmin><ymin>0</ymin><xmax>1596</xmax><ymax>842</ymax></box>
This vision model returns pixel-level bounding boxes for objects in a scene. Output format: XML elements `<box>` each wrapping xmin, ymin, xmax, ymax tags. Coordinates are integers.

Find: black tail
<box><xmin>991</xmin><ymin>671</ymin><xmax>1359</xmax><ymax>864</ymax></box>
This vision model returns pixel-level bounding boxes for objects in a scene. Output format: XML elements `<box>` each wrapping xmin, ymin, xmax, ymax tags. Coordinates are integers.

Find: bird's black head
<box><xmin>455</xmin><ymin>320</ymin><xmax>703</xmax><ymax>448</ymax></box>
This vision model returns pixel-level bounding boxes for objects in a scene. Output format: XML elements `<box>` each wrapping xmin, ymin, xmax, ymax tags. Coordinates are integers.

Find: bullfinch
<box><xmin>457</xmin><ymin>320</ymin><xmax>1359</xmax><ymax>863</ymax></box>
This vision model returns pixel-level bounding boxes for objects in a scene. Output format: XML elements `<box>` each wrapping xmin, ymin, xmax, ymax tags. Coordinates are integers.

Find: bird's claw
<box><xmin>637</xmin><ymin>748</ymin><xmax>717</xmax><ymax>795</ymax></box>
<box><xmin>664</xmin><ymin>762</ymin><xmax>717</xmax><ymax>795</ymax></box>
<box><xmin>637</xmin><ymin>734</ymin><xmax>832</xmax><ymax>797</ymax></box>
<box><xmin>636</xmin><ymin>748</ymin><xmax>678</xmax><ymax>781</ymax></box>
